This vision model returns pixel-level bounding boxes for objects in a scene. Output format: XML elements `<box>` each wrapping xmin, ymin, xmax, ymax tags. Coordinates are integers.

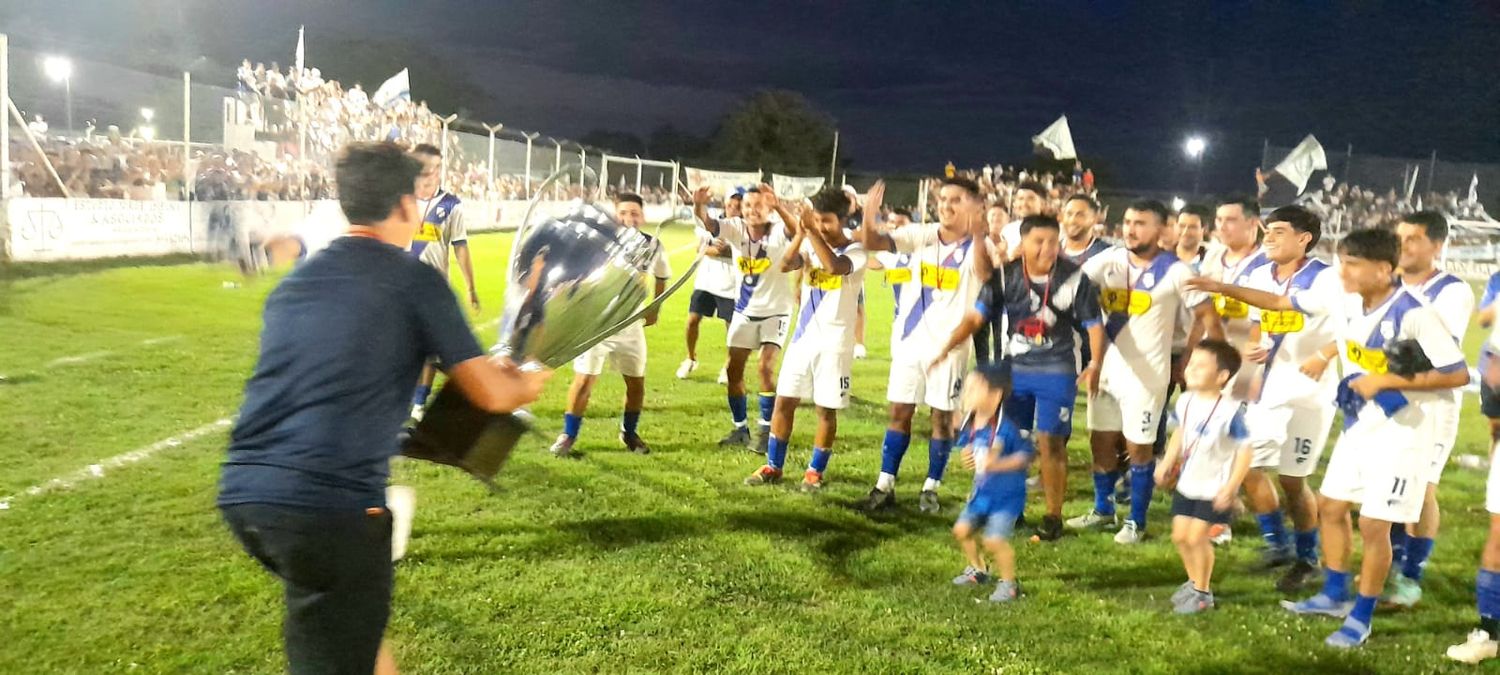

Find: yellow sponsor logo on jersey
<box><xmin>919</xmin><ymin>262</ymin><xmax>959</xmax><ymax>291</ymax></box>
<box><xmin>807</xmin><ymin>268</ymin><xmax>843</xmax><ymax>290</ymax></box>
<box><xmin>737</xmin><ymin>257</ymin><xmax>771</xmax><ymax>275</ymax></box>
<box><xmin>885</xmin><ymin>268</ymin><xmax>913</xmax><ymax>284</ymax></box>
<box><xmin>1345</xmin><ymin>340</ymin><xmax>1388</xmax><ymax>374</ymax></box>
<box><xmin>1260</xmin><ymin>310</ymin><xmax>1305</xmax><ymax>334</ymax></box>
<box><xmin>414</xmin><ymin>222</ymin><xmax>441</xmax><ymax>242</ymax></box>
<box><xmin>1101</xmin><ymin>288</ymin><xmax>1152</xmax><ymax>315</ymax></box>
<box><xmin>1214</xmin><ymin>294</ymin><xmax>1249</xmax><ymax>319</ymax></box>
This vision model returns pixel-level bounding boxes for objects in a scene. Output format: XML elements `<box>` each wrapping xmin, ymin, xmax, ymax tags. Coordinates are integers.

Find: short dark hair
<box><xmin>808</xmin><ymin>187</ymin><xmax>851</xmax><ymax>216</ymax></box>
<box><xmin>1019</xmin><ymin>214</ymin><xmax>1061</xmax><ymax>236</ymax></box>
<box><xmin>727</xmin><ymin>192</ymin><xmax>743</xmax><ymax>201</ymax></box>
<box><xmin>1401</xmin><ymin>210</ymin><xmax>1449</xmax><ymax>243</ymax></box>
<box><xmin>743</xmin><ymin>186</ymin><xmax>761</xmax><ymax>195</ymax></box>
<box><xmin>411</xmin><ymin>143</ymin><xmax>442</xmax><ymax>158</ymax></box>
<box><xmin>971</xmin><ymin>362</ymin><xmax>1012</xmax><ymax>396</ymax></box>
<box><xmin>336</xmin><ymin>142</ymin><xmax>422</xmax><ymax>225</ymax></box>
<box><xmin>1064</xmin><ymin>194</ymin><xmax>1098</xmax><ymax>211</ymax></box>
<box><xmin>1338</xmin><ymin>228</ymin><xmax>1400</xmax><ymax>268</ymax></box>
<box><xmin>616</xmin><ymin>192</ymin><xmax>644</xmax><ymax>207</ymax></box>
<box><xmin>1126</xmin><ymin>199</ymin><xmax>1170</xmax><ymax>225</ymax></box>
<box><xmin>893</xmin><ymin>207</ymin><xmax>913</xmax><ymax>218</ymax></box>
<box><xmin>1016</xmin><ymin>180</ymin><xmax>1047</xmax><ymax>197</ymax></box>
<box><xmin>1266</xmin><ymin>205</ymin><xmax>1323</xmax><ymax>249</ymax></box>
<box><xmin>1194</xmin><ymin>338</ymin><xmax>1242</xmax><ymax>377</ymax></box>
<box><xmin>1180</xmin><ymin>203</ymin><xmax>1215</xmax><ymax>227</ymax></box>
<box><xmin>940</xmin><ymin>176</ymin><xmax>981</xmax><ymax>198</ymax></box>
<box><xmin>1216</xmin><ymin>195</ymin><xmax>1260</xmax><ymax>219</ymax></box>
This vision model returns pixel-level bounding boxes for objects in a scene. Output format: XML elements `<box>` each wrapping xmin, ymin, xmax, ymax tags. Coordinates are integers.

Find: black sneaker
<box><xmin>621</xmin><ymin>432</ymin><xmax>651</xmax><ymax>455</ymax></box>
<box><xmin>1035</xmin><ymin>515</ymin><xmax>1064</xmax><ymax>541</ymax></box>
<box><xmin>863</xmin><ymin>487</ymin><xmax>896</xmax><ymax>512</ymax></box>
<box><xmin>1277</xmin><ymin>559</ymin><xmax>1319</xmax><ymax>594</ymax></box>
<box><xmin>752</xmin><ymin>425</ymin><xmax>769</xmax><ymax>455</ymax></box>
<box><xmin>918</xmin><ymin>489</ymin><xmax>941</xmax><ymax>514</ymax></box>
<box><xmin>718</xmin><ymin>426</ymin><xmax>752</xmax><ymax>448</ymax></box>
<box><xmin>1250</xmin><ymin>546</ymin><xmax>1295</xmax><ymax>573</ymax></box>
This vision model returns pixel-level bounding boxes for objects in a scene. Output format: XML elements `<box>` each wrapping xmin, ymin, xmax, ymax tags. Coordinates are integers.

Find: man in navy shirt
<box><xmin>935</xmin><ymin>215</ymin><xmax>1106</xmax><ymax>541</ymax></box>
<box><xmin>218</xmin><ymin>142</ymin><xmax>549</xmax><ymax>675</ymax></box>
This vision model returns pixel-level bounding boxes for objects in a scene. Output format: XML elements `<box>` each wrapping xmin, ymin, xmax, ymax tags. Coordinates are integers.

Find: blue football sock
<box><xmin>1295</xmin><ymin>529</ymin><xmax>1319</xmax><ymax>563</ymax></box>
<box><xmin>1092</xmin><ymin>471</ymin><xmax>1118</xmax><ymax>516</ymax></box>
<box><xmin>1128</xmin><ymin>462</ymin><xmax>1155</xmax><ymax>527</ymax></box>
<box><xmin>563</xmin><ymin>413</ymin><xmax>583</xmax><ymax>439</ymax></box>
<box><xmin>1403</xmin><ymin>537</ymin><xmax>1435</xmax><ymax>582</ymax></box>
<box><xmin>1390</xmin><ymin>524</ymin><xmax>1409</xmax><ymax>569</ymax></box>
<box><xmin>810</xmin><ymin>447</ymin><xmax>831</xmax><ymax>473</ymax></box>
<box><xmin>412</xmin><ymin>385</ymin><xmax>432</xmax><ymax>407</ymax></box>
<box><xmin>1322</xmin><ymin>569</ymin><xmax>1351</xmax><ymax>602</ymax></box>
<box><xmin>766</xmin><ymin>436</ymin><xmax>789</xmax><ymax>470</ymax></box>
<box><xmin>879</xmin><ymin>430</ymin><xmax>912</xmax><ymax>476</ymax></box>
<box><xmin>622</xmin><ymin>411</ymin><xmax>640</xmax><ymax>436</ymax></box>
<box><xmin>758</xmin><ymin>393</ymin><xmax>776</xmax><ymax>425</ymax></box>
<box><xmin>926</xmin><ymin>438</ymin><xmax>953</xmax><ymax>482</ymax></box>
<box><xmin>1350</xmin><ymin>594</ymin><xmax>1378</xmax><ymax>626</ymax></box>
<box><xmin>1478</xmin><ymin>568</ymin><xmax>1500</xmax><ymax>621</ymax></box>
<box><xmin>1257</xmin><ymin>510</ymin><xmax>1288</xmax><ymax>552</ymax></box>
<box><xmin>728</xmin><ymin>395</ymin><xmax>748</xmax><ymax>426</ymax></box>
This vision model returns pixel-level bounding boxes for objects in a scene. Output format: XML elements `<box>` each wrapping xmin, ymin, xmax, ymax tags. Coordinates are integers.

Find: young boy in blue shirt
<box><xmin>950</xmin><ymin>366</ymin><xmax>1034</xmax><ymax>602</ymax></box>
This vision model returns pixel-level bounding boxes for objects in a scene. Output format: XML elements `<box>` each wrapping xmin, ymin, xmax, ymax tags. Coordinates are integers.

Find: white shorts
<box><xmin>1246</xmin><ymin>403</ymin><xmax>1335</xmax><ymax>478</ymax></box>
<box><xmin>886</xmin><ymin>348</ymin><xmax>968</xmax><ymax>412</ymax></box>
<box><xmin>776</xmin><ymin>342</ymin><xmax>853</xmax><ymax>410</ymax></box>
<box><xmin>1424</xmin><ymin>397</ymin><xmax>1461</xmax><ymax>484</ymax></box>
<box><xmin>727</xmin><ymin>313</ymin><xmax>790</xmax><ymax>350</ymax></box>
<box><xmin>1487</xmin><ymin>441</ymin><xmax>1500</xmax><ymax>514</ymax></box>
<box><xmin>572</xmin><ymin>324</ymin><xmax>647</xmax><ymax>378</ymax></box>
<box><xmin>1319</xmin><ymin>406</ymin><xmax>1427</xmax><ymax>523</ymax></box>
<box><xmin>1087</xmin><ymin>374</ymin><xmax>1166</xmax><ymax>445</ymax></box>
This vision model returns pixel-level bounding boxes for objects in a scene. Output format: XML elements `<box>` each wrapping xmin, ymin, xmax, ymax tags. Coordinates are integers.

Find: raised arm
<box><xmin>1185</xmin><ymin>276</ymin><xmax>1295</xmax><ymax>312</ymax></box>
<box><xmin>859</xmin><ymin>180</ymin><xmax>895</xmax><ymax>253</ymax></box>
<box><xmin>802</xmin><ymin>208</ymin><xmax>851</xmax><ymax>275</ymax></box>
<box><xmin>691</xmin><ymin>186</ymin><xmax>721</xmax><ymax>236</ymax></box>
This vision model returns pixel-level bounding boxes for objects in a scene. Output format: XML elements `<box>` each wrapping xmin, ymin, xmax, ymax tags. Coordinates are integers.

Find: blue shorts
<box><xmin>1005</xmin><ymin>370</ymin><xmax>1077</xmax><ymax>437</ymax></box>
<box><xmin>956</xmin><ymin>501</ymin><xmax>1021</xmax><ymax>540</ymax></box>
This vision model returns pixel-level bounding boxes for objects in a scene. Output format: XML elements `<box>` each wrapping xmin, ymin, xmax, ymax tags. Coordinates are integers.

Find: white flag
<box><xmin>772</xmin><ymin>173</ymin><xmax>825</xmax><ymax>199</ymax></box>
<box><xmin>1271</xmin><ymin>134</ymin><xmax>1328</xmax><ymax>194</ymax></box>
<box><xmin>1031</xmin><ymin>115</ymin><xmax>1076</xmax><ymax>160</ymax></box>
<box><xmin>372</xmin><ymin>68</ymin><xmax>410</xmax><ymax>108</ymax></box>
<box><xmin>294</xmin><ymin>26</ymin><xmax>305</xmax><ymax>73</ymax></box>
<box><xmin>1469</xmin><ymin>173</ymin><xmax>1479</xmax><ymax>206</ymax></box>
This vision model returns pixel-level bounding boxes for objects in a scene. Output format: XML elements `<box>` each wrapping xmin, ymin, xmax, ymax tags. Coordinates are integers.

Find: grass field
<box><xmin>2</xmin><ymin>225</ymin><xmax>1498</xmax><ymax>673</ymax></box>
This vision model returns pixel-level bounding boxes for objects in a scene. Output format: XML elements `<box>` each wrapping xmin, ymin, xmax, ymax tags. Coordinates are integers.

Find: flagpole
<box><xmin>828</xmin><ymin>129</ymin><xmax>839</xmax><ymax>184</ymax></box>
<box><xmin>1344</xmin><ymin>143</ymin><xmax>1352</xmax><ymax>184</ymax></box>
<box><xmin>1428</xmin><ymin>150</ymin><xmax>1437</xmax><ymax>195</ymax></box>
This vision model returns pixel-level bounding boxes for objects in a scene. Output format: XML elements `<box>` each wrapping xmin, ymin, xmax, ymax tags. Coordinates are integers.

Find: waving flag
<box><xmin>373</xmin><ymin>68</ymin><xmax>411</xmax><ymax>108</ymax></box>
<box><xmin>1272</xmin><ymin>134</ymin><xmax>1328</xmax><ymax>194</ymax></box>
<box><xmin>1032</xmin><ymin>115</ymin><xmax>1077</xmax><ymax>160</ymax></box>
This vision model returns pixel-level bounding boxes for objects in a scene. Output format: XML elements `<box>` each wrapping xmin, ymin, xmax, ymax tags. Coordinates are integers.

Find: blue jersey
<box><xmin>977</xmin><ymin>257</ymin><xmax>1102</xmax><ymax>374</ymax></box>
<box><xmin>967</xmin><ymin>418</ymin><xmax>1033</xmax><ymax>511</ymax></box>
<box><xmin>1061</xmin><ymin>237</ymin><xmax>1112</xmax><ymax>266</ymax></box>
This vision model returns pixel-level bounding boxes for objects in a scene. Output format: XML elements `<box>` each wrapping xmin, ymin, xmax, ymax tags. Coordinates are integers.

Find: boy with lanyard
<box><xmin>933</xmin><ymin>215</ymin><xmax>1105</xmax><ymax>541</ymax></box>
<box><xmin>1156</xmin><ymin>339</ymin><xmax>1254</xmax><ymax>614</ymax></box>
<box><xmin>1186</xmin><ymin>205</ymin><xmax>1343</xmax><ymax>593</ymax></box>
<box><xmin>1270</xmin><ymin>228</ymin><xmax>1467</xmax><ymax>648</ymax></box>
<box><xmin>1380</xmin><ymin>211</ymin><xmax>1474</xmax><ymax>605</ymax></box>
<box><xmin>744</xmin><ymin>188</ymin><xmax>867</xmax><ymax>490</ymax></box>
<box><xmin>1068</xmin><ymin>200</ymin><xmax>1223</xmax><ymax>544</ymax></box>
<box><xmin>692</xmin><ymin>185</ymin><xmax>799</xmax><ymax>454</ymax></box>
<box><xmin>859</xmin><ymin>177</ymin><xmax>986</xmax><ymax>513</ymax></box>
<box><xmin>949</xmin><ymin>366</ymin><xmax>1035</xmax><ymax>603</ymax></box>
<box><xmin>406</xmin><ymin>143</ymin><xmax>480</xmax><ymax>421</ymax></box>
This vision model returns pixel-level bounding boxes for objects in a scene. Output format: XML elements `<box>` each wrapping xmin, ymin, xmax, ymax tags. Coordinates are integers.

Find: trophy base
<box><xmin>399</xmin><ymin>385</ymin><xmax>534</xmax><ymax>490</ymax></box>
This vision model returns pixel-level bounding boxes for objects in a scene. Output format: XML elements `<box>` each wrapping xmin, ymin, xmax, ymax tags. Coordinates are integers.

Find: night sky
<box><xmin>4</xmin><ymin>0</ymin><xmax>1499</xmax><ymax>194</ymax></box>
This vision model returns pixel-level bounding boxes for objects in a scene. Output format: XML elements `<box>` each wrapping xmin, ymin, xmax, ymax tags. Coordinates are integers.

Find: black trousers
<box><xmin>222</xmin><ymin>503</ymin><xmax>393</xmax><ymax>675</ymax></box>
<box><xmin>973</xmin><ymin>323</ymin><xmax>992</xmax><ymax>366</ymax></box>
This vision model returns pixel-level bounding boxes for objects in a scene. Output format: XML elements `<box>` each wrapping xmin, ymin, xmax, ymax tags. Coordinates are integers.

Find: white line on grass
<box><xmin>44</xmin><ymin>351</ymin><xmax>114</xmax><ymax>368</ymax></box>
<box><xmin>0</xmin><ymin>418</ymin><xmax>232</xmax><ymax>512</ymax></box>
<box><xmin>139</xmin><ymin>335</ymin><xmax>184</xmax><ymax>347</ymax></box>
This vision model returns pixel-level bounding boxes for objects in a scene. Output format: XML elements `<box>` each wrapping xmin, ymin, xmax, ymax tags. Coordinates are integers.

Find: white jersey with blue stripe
<box><xmin>888</xmin><ymin>223</ymin><xmax>983</xmax><ymax>358</ymax></box>
<box><xmin>716</xmin><ymin>217</ymin><xmax>797</xmax><ymax>318</ymax></box>
<box><xmin>790</xmin><ymin>239</ymin><xmax>867</xmax><ymax>352</ymax></box>
<box><xmin>1244</xmin><ymin>257</ymin><xmax>1343</xmax><ymax>407</ymax></box>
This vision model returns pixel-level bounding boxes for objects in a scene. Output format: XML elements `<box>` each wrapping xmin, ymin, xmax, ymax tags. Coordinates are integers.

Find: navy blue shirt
<box><xmin>976</xmin><ymin>257</ymin><xmax>1102</xmax><ymax>375</ymax></box>
<box><xmin>218</xmin><ymin>236</ymin><xmax>485</xmax><ymax>510</ymax></box>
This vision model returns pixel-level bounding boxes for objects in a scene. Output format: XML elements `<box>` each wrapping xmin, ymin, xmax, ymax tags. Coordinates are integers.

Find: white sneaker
<box><xmin>717</xmin><ymin>367</ymin><xmax>729</xmax><ymax>384</ymax></box>
<box><xmin>386</xmin><ymin>485</ymin><xmax>416</xmax><ymax>562</ymax></box>
<box><xmin>1448</xmin><ymin>629</ymin><xmax>1499</xmax><ymax>664</ymax></box>
<box><xmin>676</xmin><ymin>359</ymin><xmax>698</xmax><ymax>379</ymax></box>
<box><xmin>1065</xmin><ymin>510</ymin><xmax>1118</xmax><ymax>530</ymax></box>
<box><xmin>409</xmin><ymin>404</ymin><xmax>425</xmax><ymax>422</ymax></box>
<box><xmin>1210</xmin><ymin>524</ymin><xmax>1232</xmax><ymax>546</ymax></box>
<box><xmin>854</xmin><ymin>344</ymin><xmax>868</xmax><ymax>360</ymax></box>
<box><xmin>1114</xmin><ymin>520</ymin><xmax>1144</xmax><ymax>545</ymax></box>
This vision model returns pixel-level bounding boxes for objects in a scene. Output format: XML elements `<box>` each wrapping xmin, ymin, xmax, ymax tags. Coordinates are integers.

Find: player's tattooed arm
<box><xmin>692</xmin><ymin>186</ymin><xmax>720</xmax><ymax>236</ymax></box>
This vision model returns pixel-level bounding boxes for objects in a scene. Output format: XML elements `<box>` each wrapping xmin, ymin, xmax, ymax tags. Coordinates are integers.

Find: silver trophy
<box><xmin>401</xmin><ymin>166</ymin><xmax>699</xmax><ymax>487</ymax></box>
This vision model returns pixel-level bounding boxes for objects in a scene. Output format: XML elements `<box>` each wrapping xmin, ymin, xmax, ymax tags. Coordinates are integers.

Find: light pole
<box><xmin>1184</xmin><ymin>135</ymin><xmax>1207</xmax><ymax>197</ymax></box>
<box><xmin>42</xmin><ymin>55</ymin><xmax>73</xmax><ymax>133</ymax></box>
<box><xmin>482</xmin><ymin>122</ymin><xmax>504</xmax><ymax>182</ymax></box>
<box><xmin>548</xmin><ymin>137</ymin><xmax>563</xmax><ymax>199</ymax></box>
